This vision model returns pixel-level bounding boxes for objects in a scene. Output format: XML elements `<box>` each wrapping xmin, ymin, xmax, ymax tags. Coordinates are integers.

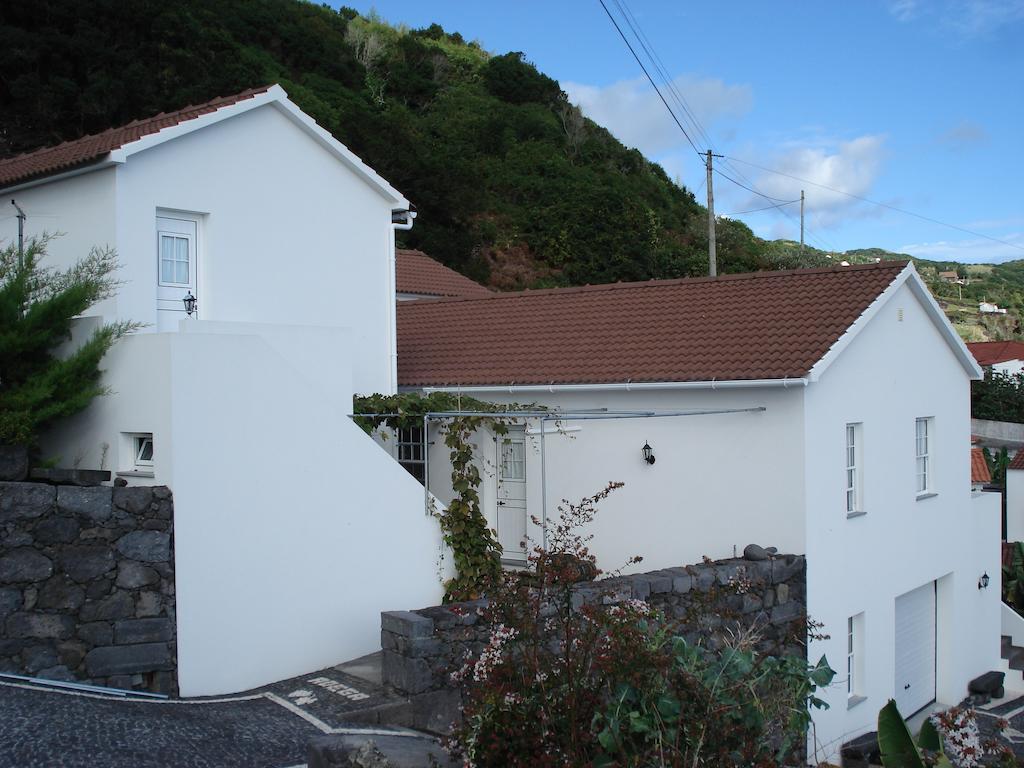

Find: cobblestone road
<box><xmin>0</xmin><ymin>664</ymin><xmax>399</xmax><ymax>768</ymax></box>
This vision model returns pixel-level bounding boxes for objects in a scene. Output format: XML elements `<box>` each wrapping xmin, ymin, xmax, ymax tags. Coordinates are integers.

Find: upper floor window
<box><xmin>396</xmin><ymin>426</ymin><xmax>425</xmax><ymax>484</ymax></box>
<box><xmin>915</xmin><ymin>417</ymin><xmax>933</xmax><ymax>495</ymax></box>
<box><xmin>846</xmin><ymin>423</ymin><xmax>863</xmax><ymax>515</ymax></box>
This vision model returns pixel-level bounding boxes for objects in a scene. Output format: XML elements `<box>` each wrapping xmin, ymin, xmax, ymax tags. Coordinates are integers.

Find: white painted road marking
<box><xmin>306</xmin><ymin>676</ymin><xmax>370</xmax><ymax>701</ymax></box>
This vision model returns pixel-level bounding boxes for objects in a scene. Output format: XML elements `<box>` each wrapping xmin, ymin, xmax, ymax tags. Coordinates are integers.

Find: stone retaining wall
<box><xmin>380</xmin><ymin>553</ymin><xmax>807</xmax><ymax>733</ymax></box>
<box><xmin>0</xmin><ymin>482</ymin><xmax>176</xmax><ymax>694</ymax></box>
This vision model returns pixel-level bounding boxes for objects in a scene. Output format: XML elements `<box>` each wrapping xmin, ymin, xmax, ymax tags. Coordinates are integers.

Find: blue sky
<box><xmin>343</xmin><ymin>1</ymin><xmax>1024</xmax><ymax>263</ymax></box>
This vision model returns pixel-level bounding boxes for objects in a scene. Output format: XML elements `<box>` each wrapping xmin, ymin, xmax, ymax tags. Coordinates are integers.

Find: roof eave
<box><xmin>411</xmin><ymin>378</ymin><xmax>811</xmax><ymax>394</ymax></box>
<box><xmin>0</xmin><ymin>156</ymin><xmax>122</xmax><ymax>195</ymax></box>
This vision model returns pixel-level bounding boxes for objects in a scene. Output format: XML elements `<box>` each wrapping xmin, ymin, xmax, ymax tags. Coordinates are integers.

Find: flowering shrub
<box><xmin>446</xmin><ymin>483</ymin><xmax>834</xmax><ymax>768</ymax></box>
<box><xmin>930</xmin><ymin>707</ymin><xmax>1014</xmax><ymax>768</ymax></box>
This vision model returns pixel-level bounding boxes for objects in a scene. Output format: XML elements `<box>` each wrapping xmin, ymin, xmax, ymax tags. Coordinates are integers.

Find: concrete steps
<box><xmin>1000</xmin><ymin>635</ymin><xmax>1024</xmax><ymax>687</ymax></box>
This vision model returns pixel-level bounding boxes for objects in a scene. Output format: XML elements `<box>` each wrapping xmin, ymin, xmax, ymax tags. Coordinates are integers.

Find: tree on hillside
<box><xmin>0</xmin><ymin>237</ymin><xmax>137</xmax><ymax>449</ymax></box>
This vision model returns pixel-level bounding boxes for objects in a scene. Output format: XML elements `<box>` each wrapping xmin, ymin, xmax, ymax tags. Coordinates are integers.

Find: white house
<box><xmin>393</xmin><ymin>261</ymin><xmax>1001</xmax><ymax>762</ymax></box>
<box><xmin>0</xmin><ymin>85</ymin><xmax>446</xmax><ymax>696</ymax></box>
<box><xmin>968</xmin><ymin>340</ymin><xmax>1024</xmax><ymax>378</ymax></box>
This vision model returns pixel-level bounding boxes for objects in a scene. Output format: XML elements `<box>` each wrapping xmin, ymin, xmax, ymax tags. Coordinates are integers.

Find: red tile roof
<box><xmin>396</xmin><ymin>249</ymin><xmax>492</xmax><ymax>299</ymax></box>
<box><xmin>972</xmin><ymin>447</ymin><xmax>992</xmax><ymax>484</ymax></box>
<box><xmin>397</xmin><ymin>261</ymin><xmax>908</xmax><ymax>387</ymax></box>
<box><xmin>0</xmin><ymin>86</ymin><xmax>272</xmax><ymax>189</ymax></box>
<box><xmin>1010</xmin><ymin>450</ymin><xmax>1024</xmax><ymax>472</ymax></box>
<box><xmin>967</xmin><ymin>341</ymin><xmax>1024</xmax><ymax>367</ymax></box>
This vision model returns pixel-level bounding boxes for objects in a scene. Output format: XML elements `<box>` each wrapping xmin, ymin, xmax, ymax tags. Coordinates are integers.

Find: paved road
<box><xmin>0</xmin><ymin>664</ymin><xmax>401</xmax><ymax>768</ymax></box>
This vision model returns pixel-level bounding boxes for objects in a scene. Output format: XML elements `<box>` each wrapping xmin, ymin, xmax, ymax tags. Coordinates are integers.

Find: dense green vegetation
<box><xmin>0</xmin><ymin>0</ymin><xmax>802</xmax><ymax>288</ymax></box>
<box><xmin>1</xmin><ymin>0</ymin><xmax>1021</xmax><ymax>334</ymax></box>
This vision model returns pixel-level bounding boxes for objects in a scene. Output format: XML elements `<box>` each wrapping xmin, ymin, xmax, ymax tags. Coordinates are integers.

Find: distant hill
<box><xmin>1</xmin><ymin>0</ymin><xmax>1019</xmax><ymax>339</ymax></box>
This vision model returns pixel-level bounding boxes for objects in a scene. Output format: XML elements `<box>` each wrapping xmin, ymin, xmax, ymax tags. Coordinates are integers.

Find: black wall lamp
<box><xmin>979</xmin><ymin>572</ymin><xmax>990</xmax><ymax>590</ymax></box>
<box><xmin>183</xmin><ymin>291</ymin><xmax>197</xmax><ymax>316</ymax></box>
<box><xmin>642</xmin><ymin>441</ymin><xmax>656</xmax><ymax>465</ymax></box>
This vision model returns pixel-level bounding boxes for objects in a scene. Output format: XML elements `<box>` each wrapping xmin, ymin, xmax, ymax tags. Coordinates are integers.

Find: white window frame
<box><xmin>916</xmin><ymin>417</ymin><xmax>933</xmax><ymax>496</ymax></box>
<box><xmin>134</xmin><ymin>435</ymin><xmax>154</xmax><ymax>468</ymax></box>
<box><xmin>846</xmin><ymin>423</ymin><xmax>863</xmax><ymax>516</ymax></box>
<box><xmin>847</xmin><ymin>612</ymin><xmax>866</xmax><ymax>707</ymax></box>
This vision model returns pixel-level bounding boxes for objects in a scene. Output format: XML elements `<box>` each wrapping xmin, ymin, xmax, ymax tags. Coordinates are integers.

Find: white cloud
<box><xmin>890</xmin><ymin>0</ymin><xmax>1024</xmax><ymax>35</ymax></box>
<box><xmin>937</xmin><ymin>120</ymin><xmax>988</xmax><ymax>147</ymax></box>
<box><xmin>738</xmin><ymin>135</ymin><xmax>888</xmax><ymax>227</ymax></box>
<box><xmin>889</xmin><ymin>0</ymin><xmax>920</xmax><ymax>21</ymax></box>
<box><xmin>900</xmin><ymin>233</ymin><xmax>1024</xmax><ymax>263</ymax></box>
<box><xmin>944</xmin><ymin>0</ymin><xmax>1024</xmax><ymax>36</ymax></box>
<box><xmin>563</xmin><ymin>75</ymin><xmax>752</xmax><ymax>158</ymax></box>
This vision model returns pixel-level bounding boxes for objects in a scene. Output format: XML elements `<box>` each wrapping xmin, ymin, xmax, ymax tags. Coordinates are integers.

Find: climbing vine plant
<box><xmin>353</xmin><ymin>391</ymin><xmax>540</xmax><ymax>602</ymax></box>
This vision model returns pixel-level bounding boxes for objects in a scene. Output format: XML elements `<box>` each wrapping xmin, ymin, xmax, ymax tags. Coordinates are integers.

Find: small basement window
<box><xmin>396</xmin><ymin>426</ymin><xmax>425</xmax><ymax>484</ymax></box>
<box><xmin>117</xmin><ymin>432</ymin><xmax>155</xmax><ymax>478</ymax></box>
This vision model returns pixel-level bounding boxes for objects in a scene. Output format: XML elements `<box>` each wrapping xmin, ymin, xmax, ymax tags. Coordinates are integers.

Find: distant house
<box><xmin>395</xmin><ymin>260</ymin><xmax>999</xmax><ymax>761</ymax></box>
<box><xmin>395</xmin><ymin>248</ymin><xmax>492</xmax><ymax>300</ymax></box>
<box><xmin>0</xmin><ymin>85</ymin><xmax>445</xmax><ymax>697</ymax></box>
<box><xmin>939</xmin><ymin>270</ymin><xmax>961</xmax><ymax>284</ymax></box>
<box><xmin>980</xmin><ymin>301</ymin><xmax>1008</xmax><ymax>315</ymax></box>
<box><xmin>968</xmin><ymin>340</ymin><xmax>1024</xmax><ymax>377</ymax></box>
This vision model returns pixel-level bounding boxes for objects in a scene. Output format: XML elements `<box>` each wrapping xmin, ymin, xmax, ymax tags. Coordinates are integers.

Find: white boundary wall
<box><xmin>48</xmin><ymin>322</ymin><xmax>446</xmax><ymax>696</ymax></box>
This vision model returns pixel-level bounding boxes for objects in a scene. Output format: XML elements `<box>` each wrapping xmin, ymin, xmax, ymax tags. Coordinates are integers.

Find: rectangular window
<box><xmin>916</xmin><ymin>418</ymin><xmax>932</xmax><ymax>494</ymax></box>
<box><xmin>848</xmin><ymin>612</ymin><xmax>865</xmax><ymax>705</ymax></box>
<box><xmin>846</xmin><ymin>423</ymin><xmax>863</xmax><ymax>514</ymax></box>
<box><xmin>396</xmin><ymin>426</ymin><xmax>425</xmax><ymax>484</ymax></box>
<box><xmin>159</xmin><ymin>234</ymin><xmax>191</xmax><ymax>286</ymax></box>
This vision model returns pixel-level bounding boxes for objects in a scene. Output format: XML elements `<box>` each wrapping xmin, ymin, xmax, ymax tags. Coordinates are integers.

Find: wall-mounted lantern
<box><xmin>642</xmin><ymin>441</ymin><xmax>656</xmax><ymax>465</ymax></box>
<box><xmin>979</xmin><ymin>572</ymin><xmax>990</xmax><ymax>590</ymax></box>
<box><xmin>183</xmin><ymin>291</ymin><xmax>197</xmax><ymax>317</ymax></box>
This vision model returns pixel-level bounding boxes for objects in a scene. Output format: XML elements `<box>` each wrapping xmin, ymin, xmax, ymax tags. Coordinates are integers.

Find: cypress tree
<box><xmin>0</xmin><ymin>236</ymin><xmax>137</xmax><ymax>448</ymax></box>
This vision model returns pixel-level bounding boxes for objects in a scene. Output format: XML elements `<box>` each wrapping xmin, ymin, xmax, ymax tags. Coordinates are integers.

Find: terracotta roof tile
<box><xmin>972</xmin><ymin>447</ymin><xmax>992</xmax><ymax>484</ymax></box>
<box><xmin>396</xmin><ymin>249</ymin><xmax>492</xmax><ymax>298</ymax></box>
<box><xmin>967</xmin><ymin>341</ymin><xmax>1024</xmax><ymax>367</ymax></box>
<box><xmin>397</xmin><ymin>261</ymin><xmax>908</xmax><ymax>387</ymax></box>
<box><xmin>0</xmin><ymin>86</ymin><xmax>272</xmax><ymax>189</ymax></box>
<box><xmin>1010</xmin><ymin>450</ymin><xmax>1024</xmax><ymax>472</ymax></box>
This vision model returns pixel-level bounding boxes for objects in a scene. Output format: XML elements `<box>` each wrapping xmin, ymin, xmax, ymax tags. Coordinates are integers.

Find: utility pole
<box><xmin>799</xmin><ymin>190</ymin><xmax>805</xmax><ymax>259</ymax></box>
<box><xmin>11</xmin><ymin>199</ymin><xmax>26</xmax><ymax>268</ymax></box>
<box><xmin>705</xmin><ymin>150</ymin><xmax>723</xmax><ymax>277</ymax></box>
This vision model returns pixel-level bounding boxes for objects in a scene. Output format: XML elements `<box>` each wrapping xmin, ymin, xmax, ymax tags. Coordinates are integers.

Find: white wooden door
<box><xmin>496</xmin><ymin>428</ymin><xmax>528</xmax><ymax>561</ymax></box>
<box><xmin>156</xmin><ymin>216</ymin><xmax>198</xmax><ymax>331</ymax></box>
<box><xmin>894</xmin><ymin>581</ymin><xmax>936</xmax><ymax>716</ymax></box>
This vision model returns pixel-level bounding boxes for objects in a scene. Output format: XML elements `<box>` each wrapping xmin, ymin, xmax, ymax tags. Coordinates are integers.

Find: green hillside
<box><xmin>0</xmin><ymin>0</ymin><xmax>1019</xmax><ymax>338</ymax></box>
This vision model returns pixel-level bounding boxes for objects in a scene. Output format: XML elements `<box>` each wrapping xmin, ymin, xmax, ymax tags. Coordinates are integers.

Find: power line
<box><xmin>724</xmin><ymin>155</ymin><xmax>1024</xmax><ymax>253</ymax></box>
<box><xmin>712</xmin><ymin>167</ymin><xmax>795</xmax><ymax>203</ymax></box>
<box><xmin>597</xmin><ymin>0</ymin><xmax>703</xmax><ymax>159</ymax></box>
<box><xmin>721</xmin><ymin>199</ymin><xmax>800</xmax><ymax>216</ymax></box>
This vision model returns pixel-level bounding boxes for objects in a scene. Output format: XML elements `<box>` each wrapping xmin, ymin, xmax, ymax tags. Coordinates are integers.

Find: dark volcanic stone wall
<box><xmin>0</xmin><ymin>482</ymin><xmax>176</xmax><ymax>695</ymax></box>
<box><xmin>380</xmin><ymin>554</ymin><xmax>807</xmax><ymax>733</ymax></box>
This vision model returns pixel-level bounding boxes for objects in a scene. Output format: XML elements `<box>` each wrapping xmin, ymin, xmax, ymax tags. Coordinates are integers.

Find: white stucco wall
<box><xmin>803</xmin><ymin>282</ymin><xmax>1000</xmax><ymax>762</ymax></box>
<box><xmin>0</xmin><ymin>169</ymin><xmax>119</xmax><ymax>320</ymax></box>
<box><xmin>421</xmin><ymin>386</ymin><xmax>807</xmax><ymax>575</ymax></box>
<box><xmin>113</xmin><ymin>104</ymin><xmax>397</xmax><ymax>395</ymax></box>
<box><xmin>48</xmin><ymin>322</ymin><xmax>445</xmax><ymax>696</ymax></box>
<box><xmin>1008</xmin><ymin>468</ymin><xmax>1024</xmax><ymax>542</ymax></box>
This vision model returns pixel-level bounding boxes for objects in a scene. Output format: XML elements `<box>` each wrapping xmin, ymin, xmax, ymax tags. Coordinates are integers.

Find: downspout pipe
<box><xmin>387</xmin><ymin>207</ymin><xmax>416</xmax><ymax>393</ymax></box>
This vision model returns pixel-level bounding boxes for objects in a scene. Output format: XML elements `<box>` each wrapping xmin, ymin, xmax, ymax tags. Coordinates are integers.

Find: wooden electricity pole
<box><xmin>706</xmin><ymin>150</ymin><xmax>723</xmax><ymax>277</ymax></box>
<box><xmin>799</xmin><ymin>190</ymin><xmax>805</xmax><ymax>258</ymax></box>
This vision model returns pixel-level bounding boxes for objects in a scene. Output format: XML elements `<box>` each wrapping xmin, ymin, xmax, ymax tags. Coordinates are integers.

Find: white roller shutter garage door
<box><xmin>894</xmin><ymin>581</ymin><xmax>936</xmax><ymax>716</ymax></box>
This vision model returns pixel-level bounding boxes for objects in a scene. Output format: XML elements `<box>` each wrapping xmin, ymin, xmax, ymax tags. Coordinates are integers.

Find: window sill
<box><xmin>846</xmin><ymin>510</ymin><xmax>867</xmax><ymax>520</ymax></box>
<box><xmin>916</xmin><ymin>492</ymin><xmax>938</xmax><ymax>501</ymax></box>
<box><xmin>848</xmin><ymin>695</ymin><xmax>867</xmax><ymax>710</ymax></box>
<box><xmin>116</xmin><ymin>470</ymin><xmax>155</xmax><ymax>479</ymax></box>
